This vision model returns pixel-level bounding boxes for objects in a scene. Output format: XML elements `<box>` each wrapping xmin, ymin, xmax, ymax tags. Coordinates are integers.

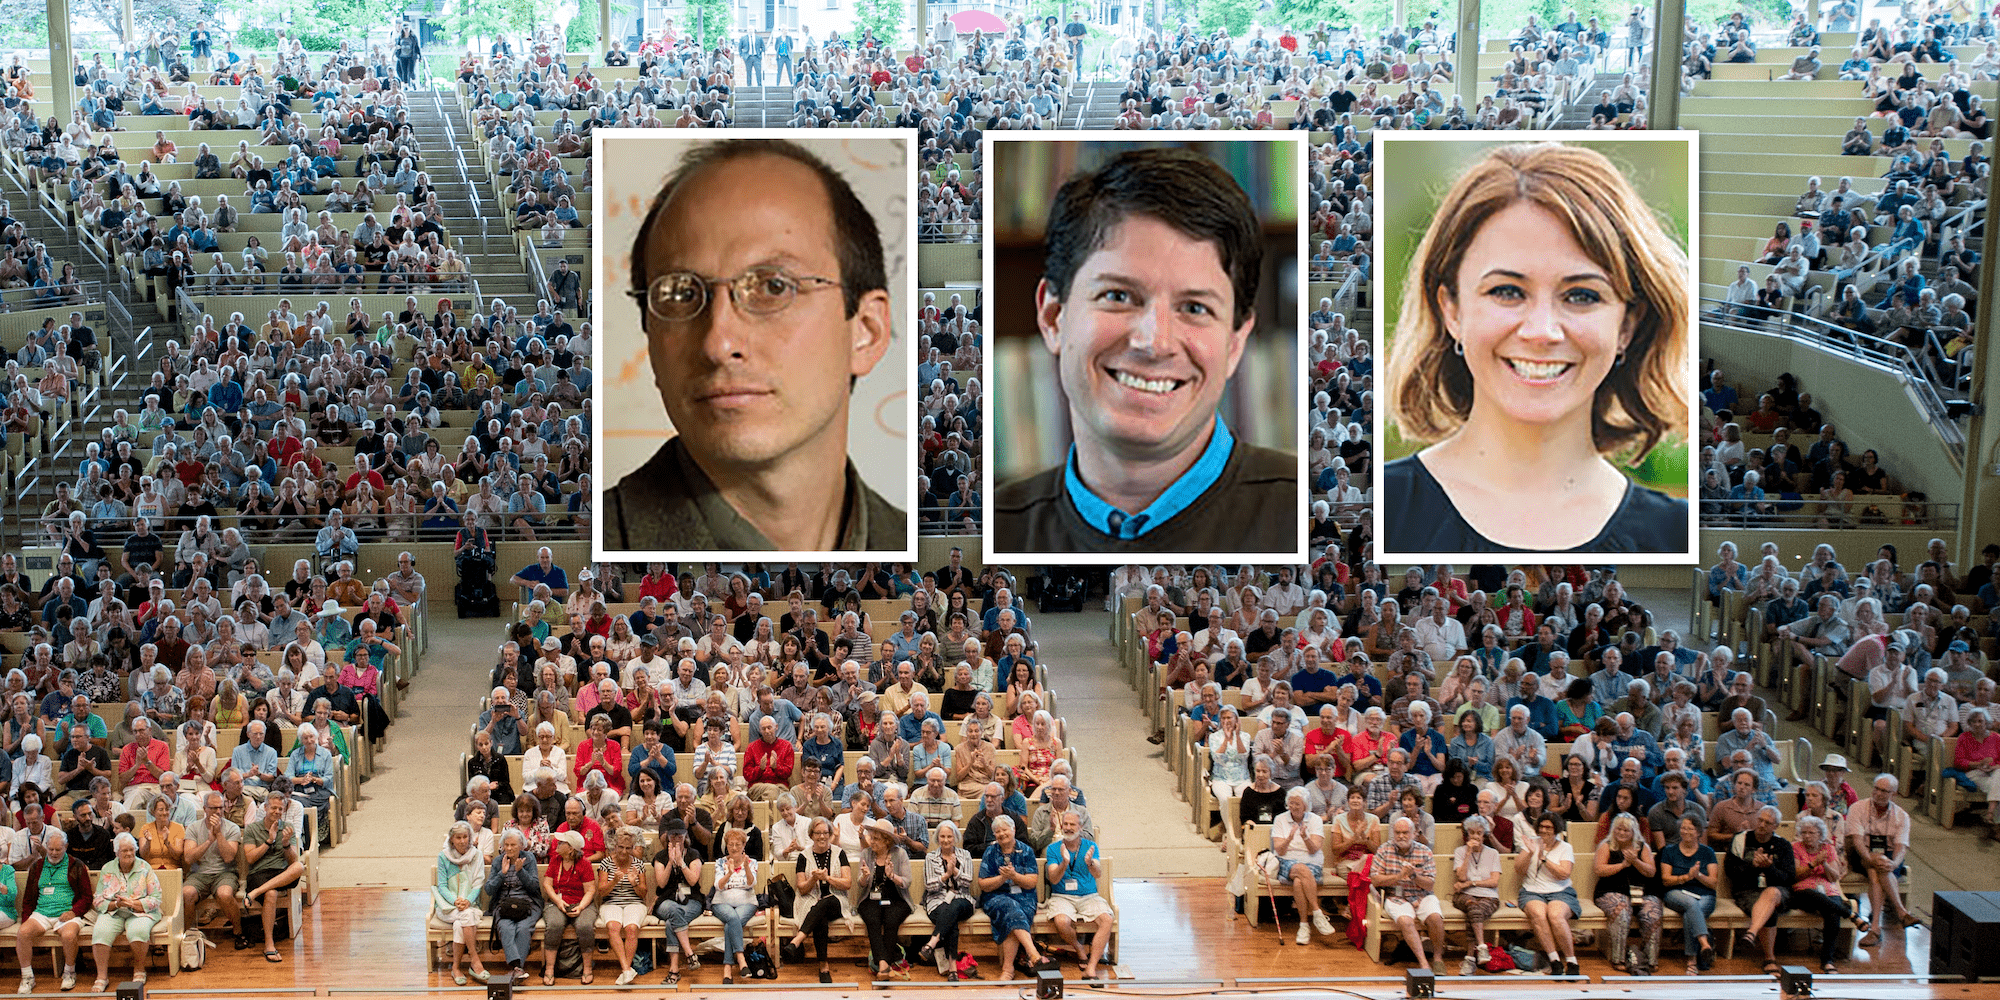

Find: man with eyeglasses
<box><xmin>605</xmin><ymin>138</ymin><xmax>903</xmax><ymax>552</ymax></box>
<box><xmin>992</xmin><ymin>147</ymin><xmax>1299</xmax><ymax>554</ymax></box>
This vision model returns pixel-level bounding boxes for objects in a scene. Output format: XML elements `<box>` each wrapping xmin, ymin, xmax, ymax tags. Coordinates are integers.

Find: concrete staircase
<box><xmin>405</xmin><ymin>92</ymin><xmax>536</xmax><ymax>308</ymax></box>
<box><xmin>1553</xmin><ymin>71</ymin><xmax>1628</xmax><ymax>127</ymax></box>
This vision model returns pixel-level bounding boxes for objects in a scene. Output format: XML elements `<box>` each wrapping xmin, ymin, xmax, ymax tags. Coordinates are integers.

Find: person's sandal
<box><xmin>665</xmin><ymin>972</ymin><xmax>680</xmax><ymax>986</ymax></box>
<box><xmin>818</xmin><ymin>971</ymin><xmax>833</xmax><ymax>983</ymax></box>
<box><xmin>91</xmin><ymin>982</ymin><xmax>107</xmax><ymax>994</ymax></box>
<box><xmin>452</xmin><ymin>972</ymin><xmax>467</xmax><ymax>986</ymax></box>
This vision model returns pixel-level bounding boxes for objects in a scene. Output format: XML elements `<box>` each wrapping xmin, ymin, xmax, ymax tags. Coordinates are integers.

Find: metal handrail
<box><xmin>1699</xmin><ymin>501</ymin><xmax>1959</xmax><ymax>531</ymax></box>
<box><xmin>1701</xmin><ymin>294</ymin><xmax>1965</xmax><ymax>461</ymax></box>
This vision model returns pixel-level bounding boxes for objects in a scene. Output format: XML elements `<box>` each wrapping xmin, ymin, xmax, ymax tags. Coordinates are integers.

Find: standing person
<box><xmin>741</xmin><ymin>30</ymin><xmax>766</xmax><ymax>86</ymax></box>
<box><xmin>394</xmin><ymin>23</ymin><xmax>423</xmax><ymax>86</ymax></box>
<box><xmin>774</xmin><ymin>31</ymin><xmax>794</xmax><ymax>86</ymax></box>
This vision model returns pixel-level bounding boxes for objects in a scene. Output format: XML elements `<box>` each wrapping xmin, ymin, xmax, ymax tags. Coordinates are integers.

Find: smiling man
<box><xmin>605</xmin><ymin>138</ymin><xmax>904</xmax><ymax>552</ymax></box>
<box><xmin>994</xmin><ymin>147</ymin><xmax>1298</xmax><ymax>554</ymax></box>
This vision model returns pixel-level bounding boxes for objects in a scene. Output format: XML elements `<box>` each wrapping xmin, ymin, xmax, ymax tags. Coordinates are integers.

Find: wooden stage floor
<box><xmin>130</xmin><ymin>879</ymin><xmax>1966</xmax><ymax>997</ymax></box>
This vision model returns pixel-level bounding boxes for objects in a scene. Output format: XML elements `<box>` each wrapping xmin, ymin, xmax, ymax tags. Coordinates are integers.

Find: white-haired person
<box><xmin>88</xmin><ymin>830</ymin><xmax>162</xmax><ymax>991</ymax></box>
<box><xmin>523</xmin><ymin>720</ymin><xmax>570</xmax><ymax>793</ymax></box>
<box><xmin>485</xmin><ymin>826</ymin><xmax>541</xmax><ymax>985</ymax></box>
<box><xmin>977</xmin><ymin>813</ymin><xmax>1050</xmax><ymax>980</ymax></box>
<box><xmin>1044</xmin><ymin>809</ymin><xmax>1113</xmax><ymax>980</ymax></box>
<box><xmin>1258</xmin><ymin>785</ymin><xmax>1337</xmax><ymax>947</ymax></box>
<box><xmin>1791</xmin><ymin>813</ymin><xmax>1869</xmax><ymax>972</ymax></box>
<box><xmin>1846</xmin><ymin>773</ymin><xmax>1919</xmax><ymax>941</ymax></box>
<box><xmin>596</xmin><ymin>824</ymin><xmax>651</xmax><ymax>986</ymax></box>
<box><xmin>1372</xmin><ymin>814</ymin><xmax>1444</xmax><ymax>972</ymax></box>
<box><xmin>435</xmin><ymin>819</ymin><xmax>491</xmax><ymax>985</ymax></box>
<box><xmin>920</xmin><ymin>818</ymin><xmax>976</xmax><ymax>980</ymax></box>
<box><xmin>1945</xmin><ymin>707</ymin><xmax>2000</xmax><ymax>827</ymax></box>
<box><xmin>1451</xmin><ymin>813</ymin><xmax>1503</xmax><ymax>973</ymax></box>
<box><xmin>16</xmin><ymin>826</ymin><xmax>90</xmax><ymax>992</ymax></box>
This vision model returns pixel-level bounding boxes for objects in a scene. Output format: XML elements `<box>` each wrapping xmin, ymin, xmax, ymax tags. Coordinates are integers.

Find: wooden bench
<box><xmin>17</xmin><ymin>866</ymin><xmax>184</xmax><ymax>978</ymax></box>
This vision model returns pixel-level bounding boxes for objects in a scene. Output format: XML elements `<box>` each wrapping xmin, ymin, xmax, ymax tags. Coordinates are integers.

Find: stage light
<box><xmin>1037</xmin><ymin>967</ymin><xmax>1065</xmax><ymax>999</ymax></box>
<box><xmin>115</xmin><ymin>982</ymin><xmax>144</xmax><ymax>1000</ymax></box>
<box><xmin>486</xmin><ymin>978</ymin><xmax>514</xmax><ymax>1000</ymax></box>
<box><xmin>1406</xmin><ymin>968</ymin><xmax>1435</xmax><ymax>998</ymax></box>
<box><xmin>1780</xmin><ymin>964</ymin><xmax>1814</xmax><ymax>998</ymax></box>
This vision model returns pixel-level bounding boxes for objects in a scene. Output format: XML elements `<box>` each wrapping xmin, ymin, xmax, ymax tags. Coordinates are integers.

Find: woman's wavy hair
<box><xmin>1384</xmin><ymin>142</ymin><xmax>1689</xmax><ymax>462</ymax></box>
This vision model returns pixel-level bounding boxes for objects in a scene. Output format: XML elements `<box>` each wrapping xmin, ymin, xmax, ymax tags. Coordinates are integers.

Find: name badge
<box><xmin>41</xmin><ymin>887</ymin><xmax>53</xmax><ymax>896</ymax></box>
<box><xmin>869</xmin><ymin>889</ymin><xmax>882</xmax><ymax>902</ymax></box>
<box><xmin>1063</xmin><ymin>879</ymin><xmax>1078</xmax><ymax>892</ymax></box>
<box><xmin>675</xmin><ymin>886</ymin><xmax>689</xmax><ymax>900</ymax></box>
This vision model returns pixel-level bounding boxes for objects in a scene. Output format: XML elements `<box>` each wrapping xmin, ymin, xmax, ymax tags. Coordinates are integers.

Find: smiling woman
<box><xmin>1377</xmin><ymin>137</ymin><xmax>1695</xmax><ymax>559</ymax></box>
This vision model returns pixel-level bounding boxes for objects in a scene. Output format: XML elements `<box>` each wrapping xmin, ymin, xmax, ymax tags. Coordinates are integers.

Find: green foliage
<box><xmin>675</xmin><ymin>0</ymin><xmax>729</xmax><ymax>49</ymax></box>
<box><xmin>213</xmin><ymin>0</ymin><xmax>395</xmax><ymax>43</ymax></box>
<box><xmin>566</xmin><ymin>5</ymin><xmax>597</xmax><ymax>51</ymax></box>
<box><xmin>1268</xmin><ymin>0</ymin><xmax>1393</xmax><ymax>32</ymax></box>
<box><xmin>436</xmin><ymin>0</ymin><xmax>544</xmax><ymax>49</ymax></box>
<box><xmin>851</xmin><ymin>0</ymin><xmax>903</xmax><ymax>49</ymax></box>
<box><xmin>1197</xmin><ymin>0</ymin><xmax>1255</xmax><ymax>37</ymax></box>
<box><xmin>0</xmin><ymin>0</ymin><xmax>46</xmax><ymax>49</ymax></box>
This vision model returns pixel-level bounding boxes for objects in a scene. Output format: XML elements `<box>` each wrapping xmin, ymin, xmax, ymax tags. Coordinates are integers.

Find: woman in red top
<box><xmin>538</xmin><ymin>830</ymin><xmax>599</xmax><ymax>985</ymax></box>
<box><xmin>571</xmin><ymin>714</ymin><xmax>626</xmax><ymax>795</ymax></box>
<box><xmin>638</xmin><ymin>564</ymin><xmax>677</xmax><ymax>604</ymax></box>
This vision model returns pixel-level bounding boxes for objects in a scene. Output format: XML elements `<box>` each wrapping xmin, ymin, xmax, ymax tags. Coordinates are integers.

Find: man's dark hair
<box><xmin>630</xmin><ymin>138</ymin><xmax>886</xmax><ymax>319</ymax></box>
<box><xmin>1042</xmin><ymin>147</ymin><xmax>1262</xmax><ymax>329</ymax></box>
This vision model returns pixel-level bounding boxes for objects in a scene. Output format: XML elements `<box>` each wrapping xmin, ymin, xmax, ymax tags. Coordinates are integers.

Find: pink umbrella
<box><xmin>948</xmin><ymin>10</ymin><xmax>1008</xmax><ymax>34</ymax></box>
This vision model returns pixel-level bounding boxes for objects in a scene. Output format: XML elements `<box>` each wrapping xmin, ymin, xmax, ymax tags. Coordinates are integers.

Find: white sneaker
<box><xmin>1476</xmin><ymin>944</ymin><xmax>1491</xmax><ymax>965</ymax></box>
<box><xmin>615</xmin><ymin>969</ymin><xmax>635</xmax><ymax>986</ymax></box>
<box><xmin>57</xmin><ymin>971</ymin><xmax>72</xmax><ymax>993</ymax></box>
<box><xmin>1461</xmin><ymin>956</ymin><xmax>1478</xmax><ymax>977</ymax></box>
<box><xmin>16</xmin><ymin>975</ymin><xmax>31</xmax><ymax>995</ymax></box>
<box><xmin>1312</xmin><ymin>911</ymin><xmax>1336</xmax><ymax>936</ymax></box>
<box><xmin>1296</xmin><ymin>924</ymin><xmax>1312</xmax><ymax>946</ymax></box>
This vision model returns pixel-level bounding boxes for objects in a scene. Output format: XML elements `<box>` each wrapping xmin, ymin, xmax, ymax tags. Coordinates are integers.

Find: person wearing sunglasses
<box><xmin>606</xmin><ymin>137</ymin><xmax>903</xmax><ymax>553</ymax></box>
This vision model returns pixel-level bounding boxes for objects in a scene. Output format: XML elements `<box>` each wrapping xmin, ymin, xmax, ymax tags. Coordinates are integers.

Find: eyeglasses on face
<box><xmin>626</xmin><ymin>265</ymin><xmax>842</xmax><ymax>322</ymax></box>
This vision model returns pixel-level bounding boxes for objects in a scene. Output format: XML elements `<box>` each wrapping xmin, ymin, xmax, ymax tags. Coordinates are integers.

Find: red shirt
<box><xmin>744</xmin><ymin>737</ymin><xmax>794</xmax><ymax>786</ymax></box>
<box><xmin>174</xmin><ymin>459</ymin><xmax>206</xmax><ymax>486</ymax></box>
<box><xmin>1304</xmin><ymin>726</ymin><xmax>1344</xmax><ymax>761</ymax></box>
<box><xmin>344</xmin><ymin>470</ymin><xmax>385</xmax><ymax>495</ymax></box>
<box><xmin>119</xmin><ymin>738</ymin><xmax>172</xmax><ymax>785</ymax></box>
<box><xmin>639</xmin><ymin>573</ymin><xmax>678</xmax><ymax>603</ymax></box>
<box><xmin>572</xmin><ymin>739</ymin><xmax>626</xmax><ymax>794</ymax></box>
<box><xmin>546</xmin><ymin>851</ymin><xmax>596</xmax><ymax>903</ymax></box>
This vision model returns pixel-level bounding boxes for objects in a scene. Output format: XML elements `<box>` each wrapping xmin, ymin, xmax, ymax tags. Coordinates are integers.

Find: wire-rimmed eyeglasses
<box><xmin>625</xmin><ymin>265</ymin><xmax>842</xmax><ymax>322</ymax></box>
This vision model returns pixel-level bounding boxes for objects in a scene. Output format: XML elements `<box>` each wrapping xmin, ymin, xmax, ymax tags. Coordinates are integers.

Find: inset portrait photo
<box><xmin>593</xmin><ymin>132</ymin><xmax>917</xmax><ymax>560</ymax></box>
<box><xmin>984</xmin><ymin>135</ymin><xmax>1307</xmax><ymax>563</ymax></box>
<box><xmin>1373</xmin><ymin>134</ymin><xmax>1698</xmax><ymax>562</ymax></box>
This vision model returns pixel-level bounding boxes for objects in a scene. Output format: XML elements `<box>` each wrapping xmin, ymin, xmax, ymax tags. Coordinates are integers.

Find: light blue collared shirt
<box><xmin>1064</xmin><ymin>416</ymin><xmax>1234</xmax><ymax>540</ymax></box>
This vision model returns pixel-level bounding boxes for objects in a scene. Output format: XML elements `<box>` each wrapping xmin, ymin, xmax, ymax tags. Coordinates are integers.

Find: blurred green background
<box><xmin>1377</xmin><ymin>136</ymin><xmax>1693</xmax><ymax>497</ymax></box>
<box><xmin>991</xmin><ymin>139</ymin><xmax>1301</xmax><ymax>483</ymax></box>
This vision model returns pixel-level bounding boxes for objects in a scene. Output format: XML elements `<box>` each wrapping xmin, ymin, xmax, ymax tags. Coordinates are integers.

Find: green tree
<box><xmin>435</xmin><ymin>0</ymin><xmax>543</xmax><ymax>49</ymax></box>
<box><xmin>680</xmin><ymin>0</ymin><xmax>730</xmax><ymax>49</ymax></box>
<box><xmin>1197</xmin><ymin>0</ymin><xmax>1254</xmax><ymax>37</ymax></box>
<box><xmin>851</xmin><ymin>0</ymin><xmax>902</xmax><ymax>49</ymax></box>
